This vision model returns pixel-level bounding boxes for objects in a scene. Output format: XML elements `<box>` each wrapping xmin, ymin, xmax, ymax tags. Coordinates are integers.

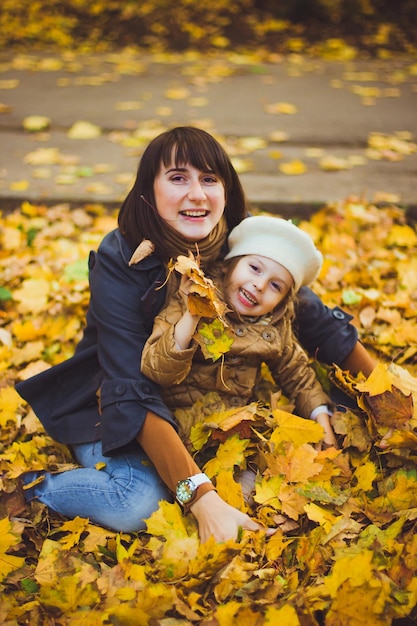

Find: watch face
<box><xmin>176</xmin><ymin>479</ymin><xmax>194</xmax><ymax>504</ymax></box>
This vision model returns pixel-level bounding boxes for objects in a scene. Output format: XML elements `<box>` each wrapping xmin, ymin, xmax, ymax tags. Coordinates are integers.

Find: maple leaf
<box><xmin>271</xmin><ymin>442</ymin><xmax>322</xmax><ymax>483</ymax></box>
<box><xmin>356</xmin><ymin>362</ymin><xmax>398</xmax><ymax>396</ymax></box>
<box><xmin>265</xmin><ymin>529</ymin><xmax>294</xmax><ymax>561</ymax></box>
<box><xmin>82</xmin><ymin>525</ymin><xmax>116</xmax><ymax>553</ymax></box>
<box><xmin>278</xmin><ymin>482</ymin><xmax>309</xmax><ymax>520</ymax></box>
<box><xmin>194</xmin><ymin>318</ymin><xmax>235</xmax><ymax>361</ymax></box>
<box><xmin>34</xmin><ymin>539</ymin><xmax>67</xmax><ymax>586</ymax></box>
<box><xmin>373</xmin><ymin>469</ymin><xmax>417</xmax><ymax>513</ymax></box>
<box><xmin>0</xmin><ymin>517</ymin><xmax>25</xmax><ymax>582</ymax></box>
<box><xmin>304</xmin><ymin>502</ymin><xmax>338</xmax><ymax>533</ymax></box>
<box><xmin>39</xmin><ymin>574</ymin><xmax>100</xmax><ymax>612</ymax></box>
<box><xmin>54</xmin><ymin>516</ymin><xmax>91</xmax><ymax>549</ymax></box>
<box><xmin>169</xmin><ymin>250</ymin><xmax>229</xmax><ymax>323</ymax></box>
<box><xmin>254</xmin><ymin>475</ymin><xmax>283</xmax><ymax>510</ymax></box>
<box><xmin>361</xmin><ymin>385</ymin><xmax>413</xmax><ymax>429</ymax></box>
<box><xmin>299</xmin><ymin>481</ymin><xmax>350</xmax><ymax>506</ymax></box>
<box><xmin>264</xmin><ymin>604</ymin><xmax>301</xmax><ymax>625</ymax></box>
<box><xmin>204</xmin><ymin>434</ymin><xmax>250</xmax><ymax>477</ymax></box>
<box><xmin>352</xmin><ymin>460</ymin><xmax>378</xmax><ymax>492</ymax></box>
<box><xmin>269</xmin><ymin>410</ymin><xmax>324</xmax><ymax>447</ymax></box>
<box><xmin>12</xmin><ymin>277</ymin><xmax>51</xmax><ymax>314</ymax></box>
<box><xmin>128</xmin><ymin>238</ymin><xmax>155</xmax><ymax>265</ymax></box>
<box><xmin>381</xmin><ymin>429</ymin><xmax>417</xmax><ymax>449</ymax></box>
<box><xmin>144</xmin><ymin>500</ymin><xmax>191</xmax><ymax>540</ymax></box>
<box><xmin>215</xmin><ymin>468</ymin><xmax>246</xmax><ymax>510</ymax></box>
<box><xmin>326</xmin><ymin>579</ymin><xmax>388</xmax><ymax>626</ymax></box>
<box><xmin>206</xmin><ymin>402</ymin><xmax>259</xmax><ymax>432</ymax></box>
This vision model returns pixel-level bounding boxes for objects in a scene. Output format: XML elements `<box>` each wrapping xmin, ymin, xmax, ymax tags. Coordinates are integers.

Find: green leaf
<box><xmin>63</xmin><ymin>259</ymin><xmax>89</xmax><ymax>282</ymax></box>
<box><xmin>0</xmin><ymin>286</ymin><xmax>12</xmax><ymax>301</ymax></box>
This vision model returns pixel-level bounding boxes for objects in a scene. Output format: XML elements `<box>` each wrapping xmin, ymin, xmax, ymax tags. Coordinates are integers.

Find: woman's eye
<box><xmin>202</xmin><ymin>175</ymin><xmax>217</xmax><ymax>184</ymax></box>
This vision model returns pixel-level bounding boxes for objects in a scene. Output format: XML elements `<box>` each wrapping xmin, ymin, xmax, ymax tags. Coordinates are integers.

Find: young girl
<box><xmin>141</xmin><ymin>215</ymin><xmax>337</xmax><ymax>449</ymax></box>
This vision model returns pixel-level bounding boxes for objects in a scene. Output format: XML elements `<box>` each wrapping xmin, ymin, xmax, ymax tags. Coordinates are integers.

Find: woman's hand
<box><xmin>190</xmin><ymin>489</ymin><xmax>275</xmax><ymax>543</ymax></box>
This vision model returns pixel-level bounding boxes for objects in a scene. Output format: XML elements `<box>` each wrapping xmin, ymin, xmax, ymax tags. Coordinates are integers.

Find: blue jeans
<box><xmin>23</xmin><ymin>441</ymin><xmax>171</xmax><ymax>532</ymax></box>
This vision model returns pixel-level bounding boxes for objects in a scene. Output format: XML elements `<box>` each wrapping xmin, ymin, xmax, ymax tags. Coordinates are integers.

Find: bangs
<box><xmin>159</xmin><ymin>129</ymin><xmax>227</xmax><ymax>178</ymax></box>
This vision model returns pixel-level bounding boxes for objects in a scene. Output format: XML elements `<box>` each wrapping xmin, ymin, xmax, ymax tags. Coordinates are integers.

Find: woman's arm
<box><xmin>137</xmin><ymin>411</ymin><xmax>269</xmax><ymax>543</ymax></box>
<box><xmin>87</xmin><ymin>231</ymin><xmax>177</xmax><ymax>454</ymax></box>
<box><xmin>296</xmin><ymin>287</ymin><xmax>373</xmax><ymax>370</ymax></box>
<box><xmin>340</xmin><ymin>341</ymin><xmax>376</xmax><ymax>377</ymax></box>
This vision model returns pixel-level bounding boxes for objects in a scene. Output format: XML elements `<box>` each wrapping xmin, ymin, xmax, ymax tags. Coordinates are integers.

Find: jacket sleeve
<box><xmin>267</xmin><ymin>318</ymin><xmax>331</xmax><ymax>418</ymax></box>
<box><xmin>141</xmin><ymin>294</ymin><xmax>198</xmax><ymax>386</ymax></box>
<box><xmin>84</xmin><ymin>233</ymin><xmax>177</xmax><ymax>454</ymax></box>
<box><xmin>295</xmin><ymin>287</ymin><xmax>358</xmax><ymax>365</ymax></box>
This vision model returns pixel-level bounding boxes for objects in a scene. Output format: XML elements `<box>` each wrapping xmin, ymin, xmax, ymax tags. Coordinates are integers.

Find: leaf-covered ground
<box><xmin>2</xmin><ymin>199</ymin><xmax>417</xmax><ymax>625</ymax></box>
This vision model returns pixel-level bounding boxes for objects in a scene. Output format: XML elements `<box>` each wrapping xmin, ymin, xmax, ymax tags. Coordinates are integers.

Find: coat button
<box><xmin>141</xmin><ymin>384</ymin><xmax>151</xmax><ymax>394</ymax></box>
<box><xmin>262</xmin><ymin>330</ymin><xmax>275</xmax><ymax>342</ymax></box>
<box><xmin>114</xmin><ymin>384</ymin><xmax>126</xmax><ymax>396</ymax></box>
<box><xmin>333</xmin><ymin>309</ymin><xmax>345</xmax><ymax>320</ymax></box>
<box><xmin>235</xmin><ymin>326</ymin><xmax>247</xmax><ymax>337</ymax></box>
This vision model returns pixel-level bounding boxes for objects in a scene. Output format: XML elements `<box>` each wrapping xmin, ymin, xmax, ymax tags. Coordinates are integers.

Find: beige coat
<box><xmin>141</xmin><ymin>291</ymin><xmax>330</xmax><ymax>420</ymax></box>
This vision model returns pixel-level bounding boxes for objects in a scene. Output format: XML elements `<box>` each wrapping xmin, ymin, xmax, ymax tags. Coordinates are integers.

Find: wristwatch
<box><xmin>176</xmin><ymin>473</ymin><xmax>212</xmax><ymax>508</ymax></box>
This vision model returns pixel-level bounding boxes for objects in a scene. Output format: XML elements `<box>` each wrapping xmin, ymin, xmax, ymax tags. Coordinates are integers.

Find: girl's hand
<box><xmin>179</xmin><ymin>274</ymin><xmax>194</xmax><ymax>303</ymax></box>
<box><xmin>190</xmin><ymin>489</ymin><xmax>276</xmax><ymax>543</ymax></box>
<box><xmin>174</xmin><ymin>274</ymin><xmax>201</xmax><ymax>350</ymax></box>
<box><xmin>315</xmin><ymin>412</ymin><xmax>338</xmax><ymax>449</ymax></box>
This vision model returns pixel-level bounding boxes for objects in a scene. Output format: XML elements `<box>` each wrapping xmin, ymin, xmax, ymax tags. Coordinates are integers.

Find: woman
<box><xmin>16</xmin><ymin>127</ymin><xmax>374</xmax><ymax>542</ymax></box>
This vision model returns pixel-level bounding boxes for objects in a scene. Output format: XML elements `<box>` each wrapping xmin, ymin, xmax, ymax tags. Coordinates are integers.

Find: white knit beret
<box><xmin>224</xmin><ymin>215</ymin><xmax>323</xmax><ymax>292</ymax></box>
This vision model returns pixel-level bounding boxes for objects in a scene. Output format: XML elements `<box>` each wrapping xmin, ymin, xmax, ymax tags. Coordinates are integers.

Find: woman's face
<box><xmin>225</xmin><ymin>254</ymin><xmax>293</xmax><ymax>317</ymax></box>
<box><xmin>153</xmin><ymin>160</ymin><xmax>226</xmax><ymax>241</ymax></box>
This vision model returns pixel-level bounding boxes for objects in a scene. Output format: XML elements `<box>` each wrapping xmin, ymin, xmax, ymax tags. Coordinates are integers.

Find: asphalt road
<box><xmin>0</xmin><ymin>49</ymin><xmax>416</xmax><ymax>217</ymax></box>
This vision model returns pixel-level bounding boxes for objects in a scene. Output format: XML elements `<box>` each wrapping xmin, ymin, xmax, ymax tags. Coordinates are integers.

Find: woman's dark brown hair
<box><xmin>118</xmin><ymin>126</ymin><xmax>249</xmax><ymax>260</ymax></box>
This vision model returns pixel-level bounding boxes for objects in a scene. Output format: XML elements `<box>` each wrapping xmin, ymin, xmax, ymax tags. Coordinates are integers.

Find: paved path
<box><xmin>0</xmin><ymin>49</ymin><xmax>416</xmax><ymax>217</ymax></box>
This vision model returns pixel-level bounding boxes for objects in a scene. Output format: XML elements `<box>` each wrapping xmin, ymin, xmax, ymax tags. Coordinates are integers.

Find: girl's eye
<box><xmin>249</xmin><ymin>264</ymin><xmax>259</xmax><ymax>272</ymax></box>
<box><xmin>271</xmin><ymin>282</ymin><xmax>281</xmax><ymax>292</ymax></box>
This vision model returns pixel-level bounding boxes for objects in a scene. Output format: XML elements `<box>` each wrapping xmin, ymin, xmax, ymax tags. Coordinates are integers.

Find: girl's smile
<box><xmin>225</xmin><ymin>254</ymin><xmax>293</xmax><ymax>317</ymax></box>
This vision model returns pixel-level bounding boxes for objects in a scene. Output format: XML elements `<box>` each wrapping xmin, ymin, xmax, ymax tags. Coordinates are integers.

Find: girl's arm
<box><xmin>141</xmin><ymin>275</ymin><xmax>201</xmax><ymax>385</ymax></box>
<box><xmin>313</xmin><ymin>410</ymin><xmax>338</xmax><ymax>448</ymax></box>
<box><xmin>173</xmin><ymin>275</ymin><xmax>201</xmax><ymax>350</ymax></box>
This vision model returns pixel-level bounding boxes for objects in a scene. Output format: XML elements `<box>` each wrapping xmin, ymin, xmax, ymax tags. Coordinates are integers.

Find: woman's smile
<box><xmin>154</xmin><ymin>161</ymin><xmax>225</xmax><ymax>241</ymax></box>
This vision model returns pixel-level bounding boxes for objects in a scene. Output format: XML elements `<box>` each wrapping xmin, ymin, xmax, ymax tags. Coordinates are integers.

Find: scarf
<box><xmin>129</xmin><ymin>216</ymin><xmax>228</xmax><ymax>303</ymax></box>
<box><xmin>161</xmin><ymin>215</ymin><xmax>228</xmax><ymax>268</ymax></box>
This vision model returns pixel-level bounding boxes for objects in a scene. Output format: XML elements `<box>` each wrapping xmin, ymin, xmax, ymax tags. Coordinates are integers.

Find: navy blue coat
<box><xmin>15</xmin><ymin>228</ymin><xmax>357</xmax><ymax>456</ymax></box>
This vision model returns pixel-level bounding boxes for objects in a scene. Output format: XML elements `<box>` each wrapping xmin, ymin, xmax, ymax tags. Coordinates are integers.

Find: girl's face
<box><xmin>153</xmin><ymin>160</ymin><xmax>226</xmax><ymax>241</ymax></box>
<box><xmin>225</xmin><ymin>254</ymin><xmax>293</xmax><ymax>317</ymax></box>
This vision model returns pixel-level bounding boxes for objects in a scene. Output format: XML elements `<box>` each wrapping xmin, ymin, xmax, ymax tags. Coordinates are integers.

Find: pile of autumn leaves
<box><xmin>2</xmin><ymin>199</ymin><xmax>417</xmax><ymax>626</ymax></box>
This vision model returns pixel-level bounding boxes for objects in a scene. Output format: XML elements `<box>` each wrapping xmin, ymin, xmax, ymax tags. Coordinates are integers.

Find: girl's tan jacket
<box><xmin>141</xmin><ymin>289</ymin><xmax>331</xmax><ymax>423</ymax></box>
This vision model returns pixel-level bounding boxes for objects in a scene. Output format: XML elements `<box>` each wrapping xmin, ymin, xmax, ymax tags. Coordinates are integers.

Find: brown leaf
<box><xmin>128</xmin><ymin>239</ymin><xmax>155</xmax><ymax>265</ymax></box>
<box><xmin>362</xmin><ymin>385</ymin><xmax>413</xmax><ymax>428</ymax></box>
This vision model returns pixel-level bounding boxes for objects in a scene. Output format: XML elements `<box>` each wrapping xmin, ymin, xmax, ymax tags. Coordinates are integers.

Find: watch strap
<box><xmin>189</xmin><ymin>472</ymin><xmax>211</xmax><ymax>489</ymax></box>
